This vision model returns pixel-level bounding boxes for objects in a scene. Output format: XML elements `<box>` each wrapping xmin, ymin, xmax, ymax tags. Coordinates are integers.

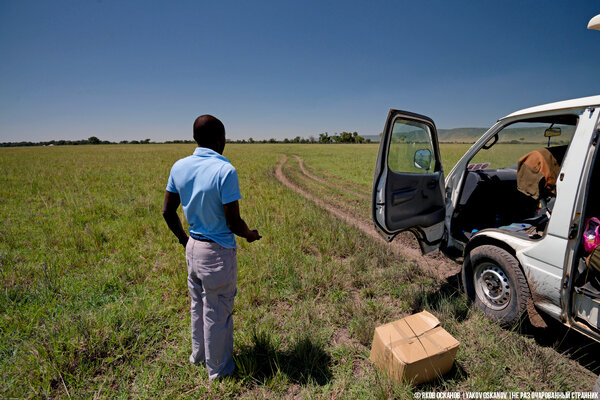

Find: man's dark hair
<box><xmin>193</xmin><ymin>115</ymin><xmax>225</xmax><ymax>151</ymax></box>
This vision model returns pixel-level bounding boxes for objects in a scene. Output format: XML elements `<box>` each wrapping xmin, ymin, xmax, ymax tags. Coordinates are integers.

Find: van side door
<box><xmin>372</xmin><ymin>109</ymin><xmax>446</xmax><ymax>254</ymax></box>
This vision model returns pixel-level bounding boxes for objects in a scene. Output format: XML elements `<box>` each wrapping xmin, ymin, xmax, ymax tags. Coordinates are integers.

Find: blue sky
<box><xmin>1</xmin><ymin>1</ymin><xmax>599</xmax><ymax>142</ymax></box>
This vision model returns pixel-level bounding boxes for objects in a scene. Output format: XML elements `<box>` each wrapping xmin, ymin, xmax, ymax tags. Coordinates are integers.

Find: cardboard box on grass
<box><xmin>369</xmin><ymin>310</ymin><xmax>459</xmax><ymax>385</ymax></box>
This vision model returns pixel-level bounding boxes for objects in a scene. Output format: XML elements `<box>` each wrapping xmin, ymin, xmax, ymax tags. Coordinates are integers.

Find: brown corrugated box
<box><xmin>369</xmin><ymin>310</ymin><xmax>460</xmax><ymax>385</ymax></box>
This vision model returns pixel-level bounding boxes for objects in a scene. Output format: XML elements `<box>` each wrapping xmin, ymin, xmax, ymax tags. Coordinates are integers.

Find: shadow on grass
<box><xmin>522</xmin><ymin>316</ymin><xmax>600</xmax><ymax>375</ymax></box>
<box><xmin>234</xmin><ymin>330</ymin><xmax>332</xmax><ymax>385</ymax></box>
<box><xmin>424</xmin><ymin>270</ymin><xmax>600</xmax><ymax>375</ymax></box>
<box><xmin>412</xmin><ymin>271</ymin><xmax>470</xmax><ymax>323</ymax></box>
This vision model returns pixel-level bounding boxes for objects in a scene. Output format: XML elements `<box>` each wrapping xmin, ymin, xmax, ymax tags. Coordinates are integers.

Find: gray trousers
<box><xmin>185</xmin><ymin>238</ymin><xmax>237</xmax><ymax>380</ymax></box>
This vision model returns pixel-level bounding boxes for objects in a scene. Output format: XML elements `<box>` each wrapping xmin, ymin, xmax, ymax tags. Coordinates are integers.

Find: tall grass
<box><xmin>1</xmin><ymin>144</ymin><xmax>596</xmax><ymax>398</ymax></box>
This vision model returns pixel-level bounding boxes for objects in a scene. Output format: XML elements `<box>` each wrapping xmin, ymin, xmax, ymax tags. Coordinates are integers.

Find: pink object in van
<box><xmin>583</xmin><ymin>217</ymin><xmax>600</xmax><ymax>253</ymax></box>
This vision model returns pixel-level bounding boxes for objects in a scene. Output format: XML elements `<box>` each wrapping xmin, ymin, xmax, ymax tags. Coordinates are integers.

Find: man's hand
<box><xmin>246</xmin><ymin>229</ymin><xmax>261</xmax><ymax>243</ymax></box>
<box><xmin>224</xmin><ymin>201</ymin><xmax>262</xmax><ymax>244</ymax></box>
<box><xmin>180</xmin><ymin>235</ymin><xmax>189</xmax><ymax>249</ymax></box>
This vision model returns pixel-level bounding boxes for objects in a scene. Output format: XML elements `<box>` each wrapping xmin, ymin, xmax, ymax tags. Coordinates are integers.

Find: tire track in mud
<box><xmin>276</xmin><ymin>155</ymin><xmax>460</xmax><ymax>278</ymax></box>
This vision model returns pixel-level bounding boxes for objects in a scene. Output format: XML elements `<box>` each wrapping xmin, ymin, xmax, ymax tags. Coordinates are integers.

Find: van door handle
<box><xmin>427</xmin><ymin>179</ymin><xmax>437</xmax><ymax>189</ymax></box>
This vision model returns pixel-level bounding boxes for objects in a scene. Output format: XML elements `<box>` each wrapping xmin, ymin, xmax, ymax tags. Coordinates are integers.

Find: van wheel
<box><xmin>466</xmin><ymin>245</ymin><xmax>531</xmax><ymax>327</ymax></box>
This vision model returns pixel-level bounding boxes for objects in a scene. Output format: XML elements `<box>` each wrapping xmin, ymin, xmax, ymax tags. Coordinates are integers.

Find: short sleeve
<box><xmin>220</xmin><ymin>165</ymin><xmax>242</xmax><ymax>204</ymax></box>
<box><xmin>165</xmin><ymin>168</ymin><xmax>178</xmax><ymax>193</ymax></box>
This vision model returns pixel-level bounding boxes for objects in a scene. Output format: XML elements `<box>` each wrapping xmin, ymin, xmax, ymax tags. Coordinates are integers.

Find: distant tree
<box><xmin>325</xmin><ymin>131</ymin><xmax>364</xmax><ymax>143</ymax></box>
<box><xmin>308</xmin><ymin>135</ymin><xmax>316</xmax><ymax>143</ymax></box>
<box><xmin>88</xmin><ymin>136</ymin><xmax>101</xmax><ymax>144</ymax></box>
<box><xmin>292</xmin><ymin>136</ymin><xmax>301</xmax><ymax>143</ymax></box>
<box><xmin>142</xmin><ymin>138</ymin><xmax>151</xmax><ymax>144</ymax></box>
<box><xmin>248</xmin><ymin>137</ymin><xmax>254</xmax><ymax>143</ymax></box>
<box><xmin>268</xmin><ymin>138</ymin><xmax>277</xmax><ymax>143</ymax></box>
<box><xmin>120</xmin><ymin>140</ymin><xmax>129</xmax><ymax>144</ymax></box>
<box><xmin>319</xmin><ymin>132</ymin><xmax>331</xmax><ymax>143</ymax></box>
<box><xmin>283</xmin><ymin>138</ymin><xmax>290</xmax><ymax>143</ymax></box>
<box><xmin>352</xmin><ymin>132</ymin><xmax>364</xmax><ymax>143</ymax></box>
<box><xmin>339</xmin><ymin>132</ymin><xmax>352</xmax><ymax>142</ymax></box>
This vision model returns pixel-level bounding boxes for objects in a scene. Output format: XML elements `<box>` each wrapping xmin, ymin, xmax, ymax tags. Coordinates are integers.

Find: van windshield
<box><xmin>451</xmin><ymin>114</ymin><xmax>579</xmax><ymax>243</ymax></box>
<box><xmin>469</xmin><ymin>117</ymin><xmax>577</xmax><ymax>170</ymax></box>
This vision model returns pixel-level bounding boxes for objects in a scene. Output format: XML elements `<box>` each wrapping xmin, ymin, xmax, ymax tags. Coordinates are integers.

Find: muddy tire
<box><xmin>465</xmin><ymin>245</ymin><xmax>531</xmax><ymax>327</ymax></box>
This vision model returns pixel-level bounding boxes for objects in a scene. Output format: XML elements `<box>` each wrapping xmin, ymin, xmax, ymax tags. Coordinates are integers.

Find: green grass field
<box><xmin>1</xmin><ymin>143</ymin><xmax>598</xmax><ymax>399</ymax></box>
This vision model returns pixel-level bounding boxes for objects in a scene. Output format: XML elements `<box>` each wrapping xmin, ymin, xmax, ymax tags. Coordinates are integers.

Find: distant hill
<box><xmin>438</xmin><ymin>126</ymin><xmax>574</xmax><ymax>144</ymax></box>
<box><xmin>437</xmin><ymin>128</ymin><xmax>487</xmax><ymax>143</ymax></box>
<box><xmin>363</xmin><ymin>135</ymin><xmax>382</xmax><ymax>142</ymax></box>
<box><xmin>365</xmin><ymin>126</ymin><xmax>574</xmax><ymax>144</ymax></box>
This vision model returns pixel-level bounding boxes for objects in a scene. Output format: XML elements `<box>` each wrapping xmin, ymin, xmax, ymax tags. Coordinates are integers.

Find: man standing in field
<box><xmin>162</xmin><ymin>115</ymin><xmax>261</xmax><ymax>380</ymax></box>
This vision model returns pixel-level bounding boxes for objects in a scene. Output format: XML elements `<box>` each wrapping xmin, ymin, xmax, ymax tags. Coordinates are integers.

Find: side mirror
<box><xmin>414</xmin><ymin>149</ymin><xmax>432</xmax><ymax>171</ymax></box>
<box><xmin>545</xmin><ymin>127</ymin><xmax>561</xmax><ymax>137</ymax></box>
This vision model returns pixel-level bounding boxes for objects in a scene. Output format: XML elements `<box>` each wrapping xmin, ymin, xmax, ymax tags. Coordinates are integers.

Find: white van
<box><xmin>372</xmin><ymin>95</ymin><xmax>600</xmax><ymax>342</ymax></box>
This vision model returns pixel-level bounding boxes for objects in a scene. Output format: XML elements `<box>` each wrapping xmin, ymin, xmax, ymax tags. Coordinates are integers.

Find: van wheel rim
<box><xmin>474</xmin><ymin>262</ymin><xmax>511</xmax><ymax>310</ymax></box>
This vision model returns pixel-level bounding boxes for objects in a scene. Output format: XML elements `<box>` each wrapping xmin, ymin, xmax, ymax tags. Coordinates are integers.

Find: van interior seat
<box><xmin>453</xmin><ymin>145</ymin><xmax>569</xmax><ymax>241</ymax></box>
<box><xmin>453</xmin><ymin>167</ymin><xmax>539</xmax><ymax>240</ymax></box>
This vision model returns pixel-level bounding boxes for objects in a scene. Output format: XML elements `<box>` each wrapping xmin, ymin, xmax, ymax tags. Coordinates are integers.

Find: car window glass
<box><xmin>387</xmin><ymin>118</ymin><xmax>435</xmax><ymax>174</ymax></box>
<box><xmin>469</xmin><ymin>121</ymin><xmax>577</xmax><ymax>170</ymax></box>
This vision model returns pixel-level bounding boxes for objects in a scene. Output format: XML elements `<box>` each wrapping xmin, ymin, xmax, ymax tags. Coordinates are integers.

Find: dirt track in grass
<box><xmin>292</xmin><ymin>155</ymin><xmax>370</xmax><ymax>201</ymax></box>
<box><xmin>275</xmin><ymin>154</ymin><xmax>460</xmax><ymax>279</ymax></box>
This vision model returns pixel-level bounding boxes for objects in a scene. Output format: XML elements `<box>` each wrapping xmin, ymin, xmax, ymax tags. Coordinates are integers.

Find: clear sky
<box><xmin>1</xmin><ymin>1</ymin><xmax>599</xmax><ymax>142</ymax></box>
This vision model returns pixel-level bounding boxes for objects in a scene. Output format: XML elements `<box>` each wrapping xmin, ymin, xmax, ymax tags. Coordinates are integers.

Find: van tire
<box><xmin>467</xmin><ymin>245</ymin><xmax>531</xmax><ymax>327</ymax></box>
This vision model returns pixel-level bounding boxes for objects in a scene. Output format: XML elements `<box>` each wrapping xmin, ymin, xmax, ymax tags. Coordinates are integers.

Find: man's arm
<box><xmin>162</xmin><ymin>190</ymin><xmax>189</xmax><ymax>248</ymax></box>
<box><xmin>223</xmin><ymin>200</ymin><xmax>261</xmax><ymax>242</ymax></box>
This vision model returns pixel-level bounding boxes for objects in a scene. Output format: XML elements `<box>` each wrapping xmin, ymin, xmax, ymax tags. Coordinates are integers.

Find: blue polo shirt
<box><xmin>166</xmin><ymin>147</ymin><xmax>242</xmax><ymax>248</ymax></box>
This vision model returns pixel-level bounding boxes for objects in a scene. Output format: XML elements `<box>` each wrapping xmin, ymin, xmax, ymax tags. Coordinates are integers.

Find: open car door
<box><xmin>372</xmin><ymin>109</ymin><xmax>446</xmax><ymax>254</ymax></box>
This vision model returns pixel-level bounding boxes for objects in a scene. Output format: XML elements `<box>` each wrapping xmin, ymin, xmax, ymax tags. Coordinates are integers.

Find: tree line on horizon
<box><xmin>1</xmin><ymin>132</ymin><xmax>371</xmax><ymax>147</ymax></box>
